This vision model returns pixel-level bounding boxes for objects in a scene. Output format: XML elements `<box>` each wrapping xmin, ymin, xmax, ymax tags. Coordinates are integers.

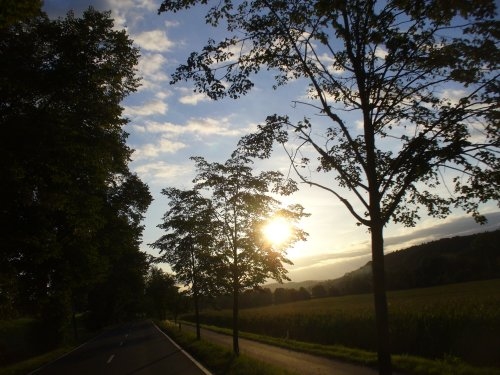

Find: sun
<box><xmin>262</xmin><ymin>217</ymin><xmax>292</xmax><ymax>246</ymax></box>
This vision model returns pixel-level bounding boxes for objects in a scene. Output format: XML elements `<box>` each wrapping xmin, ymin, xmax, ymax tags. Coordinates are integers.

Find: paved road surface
<box><xmin>181</xmin><ymin>323</ymin><xmax>380</xmax><ymax>375</ymax></box>
<box><xmin>32</xmin><ymin>320</ymin><xmax>211</xmax><ymax>375</ymax></box>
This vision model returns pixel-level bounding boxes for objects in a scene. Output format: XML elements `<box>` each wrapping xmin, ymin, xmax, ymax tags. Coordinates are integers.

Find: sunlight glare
<box><xmin>263</xmin><ymin>217</ymin><xmax>292</xmax><ymax>245</ymax></box>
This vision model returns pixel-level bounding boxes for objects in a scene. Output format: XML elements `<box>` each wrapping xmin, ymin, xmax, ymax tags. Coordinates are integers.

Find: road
<box><xmin>181</xmin><ymin>323</ymin><xmax>380</xmax><ymax>375</ymax></box>
<box><xmin>31</xmin><ymin>320</ymin><xmax>211</xmax><ymax>375</ymax></box>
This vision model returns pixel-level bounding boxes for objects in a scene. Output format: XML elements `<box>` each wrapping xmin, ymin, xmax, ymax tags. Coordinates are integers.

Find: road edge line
<box><xmin>152</xmin><ymin>321</ymin><xmax>213</xmax><ymax>375</ymax></box>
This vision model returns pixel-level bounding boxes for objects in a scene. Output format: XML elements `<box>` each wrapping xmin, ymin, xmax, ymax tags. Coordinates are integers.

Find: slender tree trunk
<box><xmin>371</xmin><ymin>222</ymin><xmax>392</xmax><ymax>375</ymax></box>
<box><xmin>194</xmin><ymin>288</ymin><xmax>201</xmax><ymax>340</ymax></box>
<box><xmin>232</xmin><ymin>280</ymin><xmax>240</xmax><ymax>355</ymax></box>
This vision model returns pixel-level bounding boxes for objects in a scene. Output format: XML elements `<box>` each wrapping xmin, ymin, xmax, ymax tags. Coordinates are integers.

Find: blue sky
<box><xmin>43</xmin><ymin>0</ymin><xmax>500</xmax><ymax>282</ymax></box>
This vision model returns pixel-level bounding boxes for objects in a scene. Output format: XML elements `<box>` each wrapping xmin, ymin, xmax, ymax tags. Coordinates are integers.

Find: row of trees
<box><xmin>0</xmin><ymin>6</ymin><xmax>153</xmax><ymax>345</ymax></box>
<box><xmin>151</xmin><ymin>153</ymin><xmax>308</xmax><ymax>354</ymax></box>
<box><xmin>158</xmin><ymin>1</ymin><xmax>499</xmax><ymax>374</ymax></box>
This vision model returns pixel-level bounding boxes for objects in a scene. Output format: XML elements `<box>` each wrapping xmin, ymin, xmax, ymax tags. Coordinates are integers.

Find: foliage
<box><xmin>159</xmin><ymin>0</ymin><xmax>499</xmax><ymax>373</ymax></box>
<box><xmin>151</xmin><ymin>187</ymin><xmax>220</xmax><ymax>338</ymax></box>
<box><xmin>0</xmin><ymin>8</ymin><xmax>151</xmax><ymax>335</ymax></box>
<box><xmin>144</xmin><ymin>267</ymin><xmax>179</xmax><ymax>320</ymax></box>
<box><xmin>191</xmin><ymin>153</ymin><xmax>308</xmax><ymax>353</ymax></box>
<box><xmin>0</xmin><ymin>0</ymin><xmax>42</xmax><ymax>28</ymax></box>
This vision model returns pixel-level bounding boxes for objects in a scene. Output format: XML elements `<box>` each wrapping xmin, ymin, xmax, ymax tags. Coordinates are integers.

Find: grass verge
<box><xmin>0</xmin><ymin>347</ymin><xmax>73</xmax><ymax>375</ymax></box>
<box><xmin>156</xmin><ymin>320</ymin><xmax>297</xmax><ymax>375</ymax></box>
<box><xmin>177</xmin><ymin>321</ymin><xmax>500</xmax><ymax>375</ymax></box>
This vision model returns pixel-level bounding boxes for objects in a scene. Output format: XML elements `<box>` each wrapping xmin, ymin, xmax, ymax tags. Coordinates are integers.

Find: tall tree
<box><xmin>191</xmin><ymin>154</ymin><xmax>308</xmax><ymax>354</ymax></box>
<box><xmin>0</xmin><ymin>8</ymin><xmax>150</xmax><ymax>336</ymax></box>
<box><xmin>151</xmin><ymin>188</ymin><xmax>219</xmax><ymax>339</ymax></box>
<box><xmin>159</xmin><ymin>1</ymin><xmax>499</xmax><ymax>373</ymax></box>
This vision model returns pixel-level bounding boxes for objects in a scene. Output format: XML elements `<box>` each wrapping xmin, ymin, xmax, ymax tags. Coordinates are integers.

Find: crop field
<box><xmin>185</xmin><ymin>279</ymin><xmax>500</xmax><ymax>367</ymax></box>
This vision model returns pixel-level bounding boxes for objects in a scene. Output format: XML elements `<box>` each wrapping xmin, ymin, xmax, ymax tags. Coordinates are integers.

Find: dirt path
<box><xmin>180</xmin><ymin>323</ymin><xmax>380</xmax><ymax>375</ymax></box>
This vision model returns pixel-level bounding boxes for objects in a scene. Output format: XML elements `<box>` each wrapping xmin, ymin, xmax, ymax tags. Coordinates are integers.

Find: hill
<box><xmin>319</xmin><ymin>229</ymin><xmax>500</xmax><ymax>295</ymax></box>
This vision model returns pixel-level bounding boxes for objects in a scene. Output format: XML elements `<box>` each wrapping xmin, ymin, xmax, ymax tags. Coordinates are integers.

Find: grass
<box><xmin>0</xmin><ymin>316</ymin><xmax>101</xmax><ymax>375</ymax></box>
<box><xmin>0</xmin><ymin>347</ymin><xmax>73</xmax><ymax>375</ymax></box>
<box><xmin>156</xmin><ymin>320</ymin><xmax>298</xmax><ymax>375</ymax></box>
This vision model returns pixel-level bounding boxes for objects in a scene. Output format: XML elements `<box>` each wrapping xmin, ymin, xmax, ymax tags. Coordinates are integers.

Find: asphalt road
<box><xmin>31</xmin><ymin>320</ymin><xmax>211</xmax><ymax>375</ymax></box>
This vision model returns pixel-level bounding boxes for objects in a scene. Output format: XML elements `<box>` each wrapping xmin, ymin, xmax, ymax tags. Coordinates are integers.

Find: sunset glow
<box><xmin>263</xmin><ymin>217</ymin><xmax>292</xmax><ymax>246</ymax></box>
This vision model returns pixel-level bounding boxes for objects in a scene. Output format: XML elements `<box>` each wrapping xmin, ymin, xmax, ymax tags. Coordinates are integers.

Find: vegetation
<box><xmin>152</xmin><ymin>154</ymin><xmax>309</xmax><ymax>353</ymax></box>
<box><xmin>181</xmin><ymin>279</ymin><xmax>500</xmax><ymax>369</ymax></box>
<box><xmin>0</xmin><ymin>6</ymin><xmax>151</xmax><ymax>354</ymax></box>
<box><xmin>159</xmin><ymin>1</ymin><xmax>500</xmax><ymax>373</ymax></box>
<box><xmin>0</xmin><ymin>315</ymin><xmax>99</xmax><ymax>372</ymax></box>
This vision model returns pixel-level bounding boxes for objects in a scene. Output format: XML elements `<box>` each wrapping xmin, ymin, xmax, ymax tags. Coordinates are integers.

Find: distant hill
<box><xmin>308</xmin><ymin>229</ymin><xmax>500</xmax><ymax>296</ymax></box>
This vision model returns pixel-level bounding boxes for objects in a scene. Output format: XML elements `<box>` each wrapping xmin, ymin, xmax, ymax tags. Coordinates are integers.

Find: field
<box><xmin>184</xmin><ymin>279</ymin><xmax>500</xmax><ymax>367</ymax></box>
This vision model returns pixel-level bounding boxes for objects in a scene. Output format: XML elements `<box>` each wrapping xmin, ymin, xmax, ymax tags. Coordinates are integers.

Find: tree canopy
<box><xmin>0</xmin><ymin>8</ymin><xmax>151</xmax><ymax>337</ymax></box>
<box><xmin>153</xmin><ymin>153</ymin><xmax>308</xmax><ymax>353</ymax></box>
<box><xmin>159</xmin><ymin>0</ymin><xmax>499</xmax><ymax>373</ymax></box>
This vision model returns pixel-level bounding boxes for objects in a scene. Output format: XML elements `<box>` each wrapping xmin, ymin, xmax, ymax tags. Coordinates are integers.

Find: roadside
<box><xmin>178</xmin><ymin>322</ymin><xmax>380</xmax><ymax>375</ymax></box>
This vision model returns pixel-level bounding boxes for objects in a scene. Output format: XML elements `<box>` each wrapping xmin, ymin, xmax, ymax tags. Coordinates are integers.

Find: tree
<box><xmin>151</xmin><ymin>188</ymin><xmax>219</xmax><ymax>339</ymax></box>
<box><xmin>0</xmin><ymin>8</ymin><xmax>150</xmax><ymax>336</ymax></box>
<box><xmin>0</xmin><ymin>0</ymin><xmax>42</xmax><ymax>28</ymax></box>
<box><xmin>159</xmin><ymin>1</ymin><xmax>499</xmax><ymax>373</ymax></box>
<box><xmin>191</xmin><ymin>153</ymin><xmax>308</xmax><ymax>354</ymax></box>
<box><xmin>145</xmin><ymin>267</ymin><xmax>179</xmax><ymax>320</ymax></box>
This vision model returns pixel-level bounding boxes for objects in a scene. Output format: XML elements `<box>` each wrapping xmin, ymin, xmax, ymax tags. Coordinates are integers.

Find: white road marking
<box><xmin>120</xmin><ymin>341</ymin><xmax>124</xmax><ymax>346</ymax></box>
<box><xmin>107</xmin><ymin>354</ymin><xmax>115</xmax><ymax>364</ymax></box>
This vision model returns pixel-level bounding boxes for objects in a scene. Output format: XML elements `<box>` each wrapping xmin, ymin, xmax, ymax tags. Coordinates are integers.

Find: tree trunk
<box><xmin>371</xmin><ymin>222</ymin><xmax>392</xmax><ymax>375</ymax></box>
<box><xmin>194</xmin><ymin>288</ymin><xmax>201</xmax><ymax>340</ymax></box>
<box><xmin>232</xmin><ymin>282</ymin><xmax>240</xmax><ymax>355</ymax></box>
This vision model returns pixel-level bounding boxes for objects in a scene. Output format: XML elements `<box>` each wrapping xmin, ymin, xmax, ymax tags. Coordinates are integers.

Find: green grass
<box><xmin>156</xmin><ymin>320</ymin><xmax>298</xmax><ymax>375</ymax></box>
<box><xmin>182</xmin><ymin>279</ymin><xmax>500</xmax><ymax>371</ymax></box>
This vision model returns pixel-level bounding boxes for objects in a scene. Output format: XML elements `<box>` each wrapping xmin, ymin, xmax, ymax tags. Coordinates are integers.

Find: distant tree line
<box><xmin>0</xmin><ymin>6</ymin><xmax>154</xmax><ymax>349</ymax></box>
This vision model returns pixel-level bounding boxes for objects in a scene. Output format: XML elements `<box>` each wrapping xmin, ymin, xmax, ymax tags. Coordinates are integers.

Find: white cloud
<box><xmin>135</xmin><ymin>117</ymin><xmax>252</xmax><ymax>138</ymax></box>
<box><xmin>133</xmin><ymin>161</ymin><xmax>194</xmax><ymax>185</ymax></box>
<box><xmin>179</xmin><ymin>91</ymin><xmax>210</xmax><ymax>105</ymax></box>
<box><xmin>125</xmin><ymin>98</ymin><xmax>168</xmax><ymax>117</ymax></box>
<box><xmin>375</xmin><ymin>47</ymin><xmax>388</xmax><ymax>59</ymax></box>
<box><xmin>132</xmin><ymin>137</ymin><xmax>187</xmax><ymax>161</ymax></box>
<box><xmin>133</xmin><ymin>30</ymin><xmax>174</xmax><ymax>52</ymax></box>
<box><xmin>138</xmin><ymin>53</ymin><xmax>169</xmax><ymax>90</ymax></box>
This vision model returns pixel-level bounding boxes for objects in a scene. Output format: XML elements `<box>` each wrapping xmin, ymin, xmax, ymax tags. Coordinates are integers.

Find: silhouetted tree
<box><xmin>145</xmin><ymin>267</ymin><xmax>179</xmax><ymax>320</ymax></box>
<box><xmin>151</xmin><ymin>188</ymin><xmax>221</xmax><ymax>339</ymax></box>
<box><xmin>0</xmin><ymin>8</ymin><xmax>150</xmax><ymax>336</ymax></box>
<box><xmin>159</xmin><ymin>1</ymin><xmax>499</xmax><ymax>373</ymax></box>
<box><xmin>192</xmin><ymin>154</ymin><xmax>308</xmax><ymax>354</ymax></box>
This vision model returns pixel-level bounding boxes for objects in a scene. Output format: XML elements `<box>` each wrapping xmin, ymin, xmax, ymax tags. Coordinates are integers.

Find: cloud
<box><xmin>132</xmin><ymin>30</ymin><xmax>174</xmax><ymax>52</ymax></box>
<box><xmin>178</xmin><ymin>90</ymin><xmax>210</xmax><ymax>105</ymax></box>
<box><xmin>132</xmin><ymin>137</ymin><xmax>187</xmax><ymax>161</ymax></box>
<box><xmin>286</xmin><ymin>212</ymin><xmax>500</xmax><ymax>281</ymax></box>
<box><xmin>134</xmin><ymin>117</ymin><xmax>252</xmax><ymax>138</ymax></box>
<box><xmin>132</xmin><ymin>161</ymin><xmax>194</xmax><ymax>185</ymax></box>
<box><xmin>124</xmin><ymin>98</ymin><xmax>168</xmax><ymax>117</ymax></box>
<box><xmin>384</xmin><ymin>212</ymin><xmax>500</xmax><ymax>250</ymax></box>
<box><xmin>137</xmin><ymin>53</ymin><xmax>169</xmax><ymax>90</ymax></box>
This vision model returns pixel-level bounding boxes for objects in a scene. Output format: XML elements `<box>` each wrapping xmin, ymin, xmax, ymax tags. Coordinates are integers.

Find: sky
<box><xmin>43</xmin><ymin>0</ymin><xmax>500</xmax><ymax>282</ymax></box>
